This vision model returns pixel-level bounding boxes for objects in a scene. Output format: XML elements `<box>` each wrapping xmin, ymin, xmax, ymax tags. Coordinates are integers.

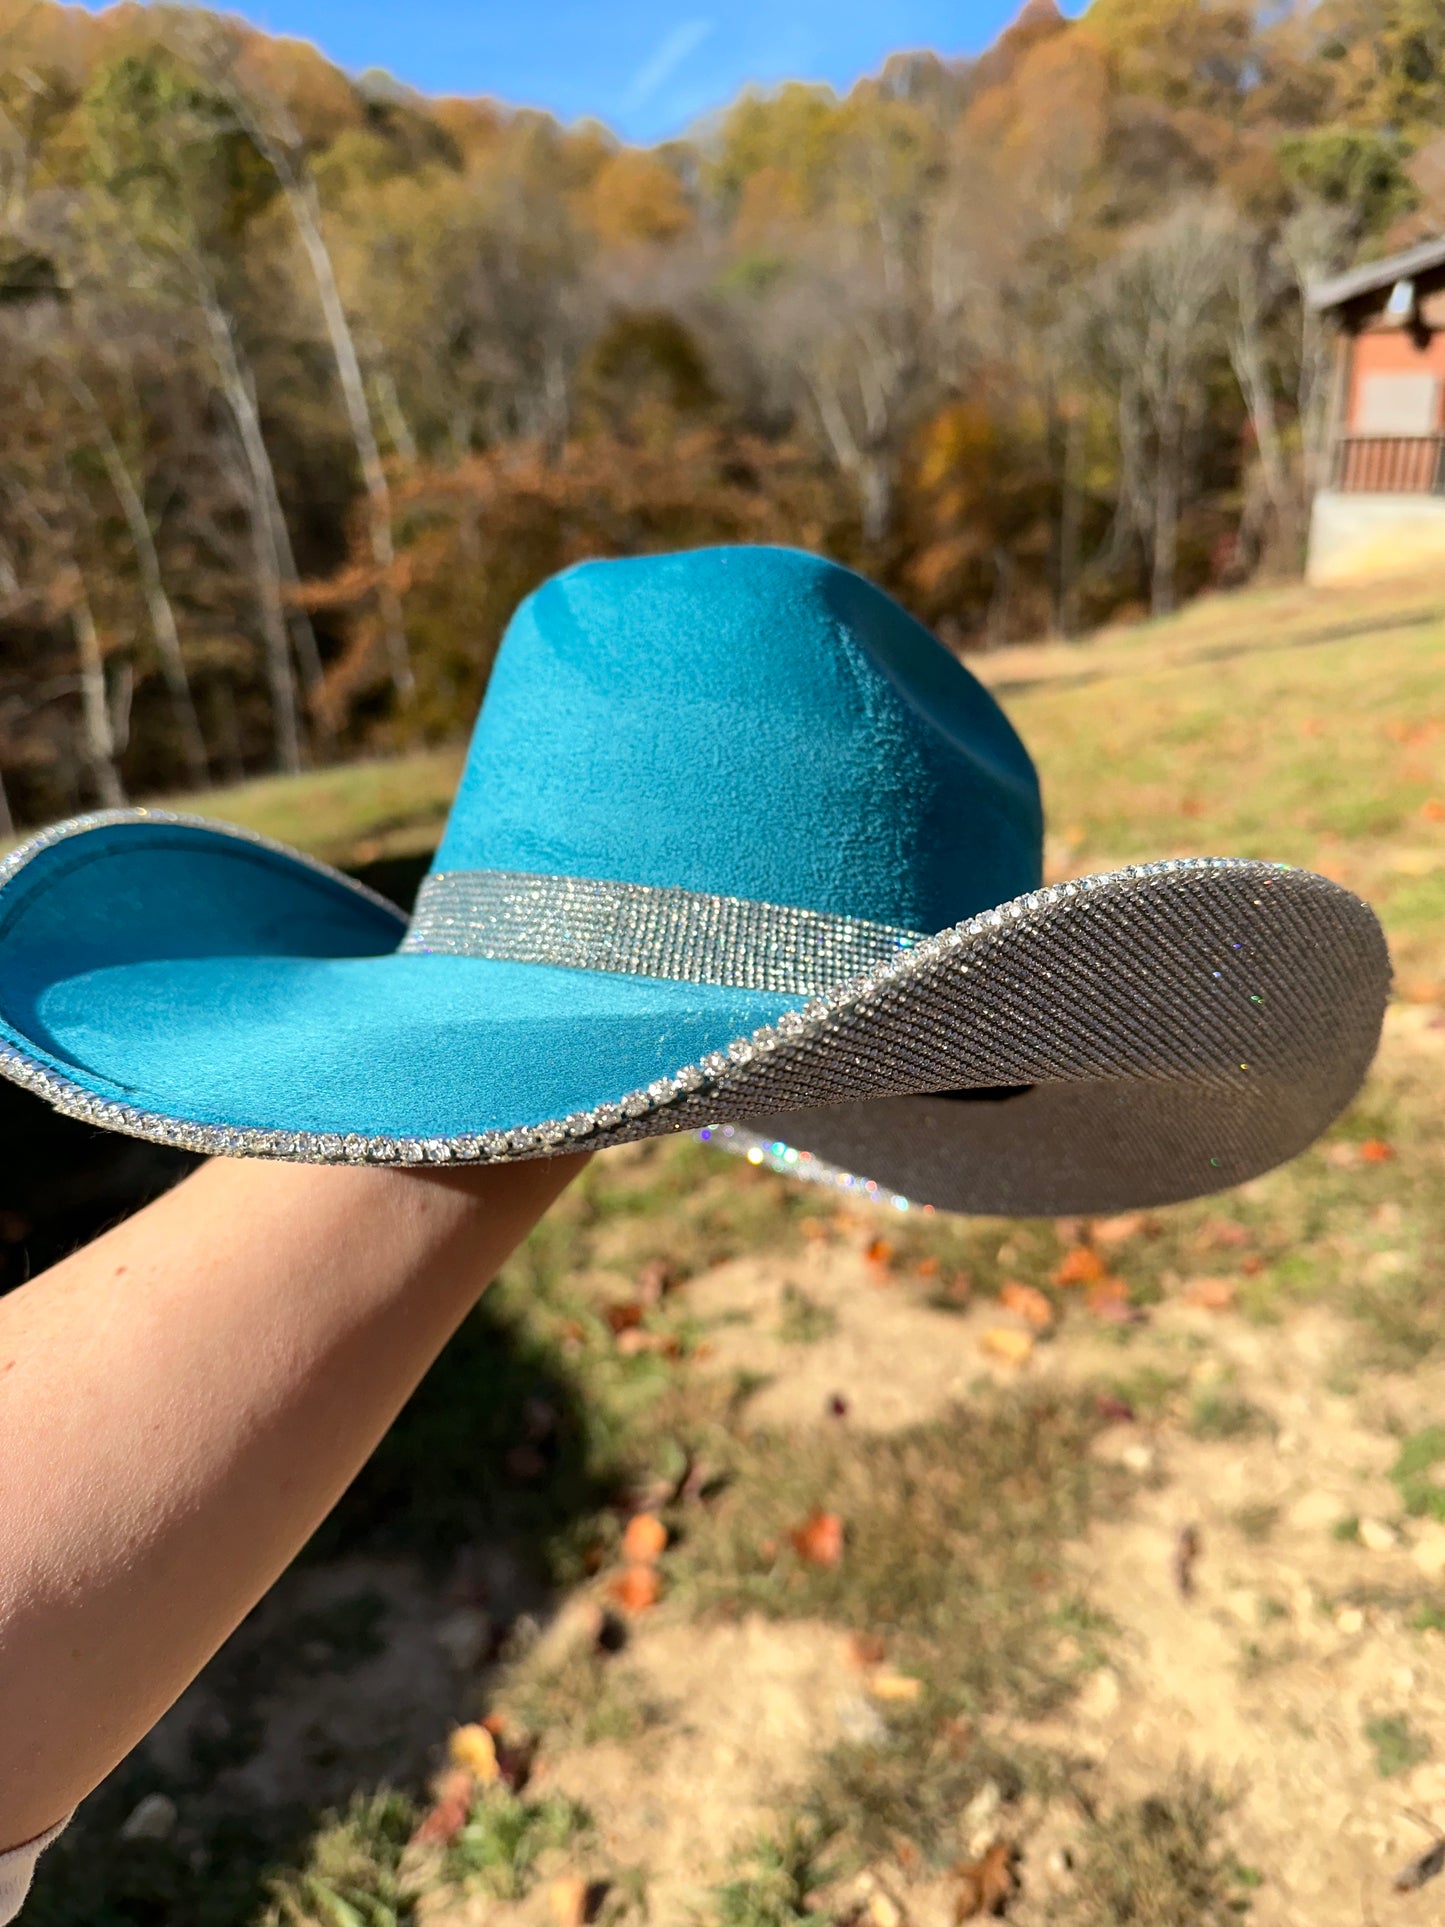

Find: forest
<box><xmin>1</xmin><ymin>0</ymin><xmax>1444</xmax><ymax>826</ymax></box>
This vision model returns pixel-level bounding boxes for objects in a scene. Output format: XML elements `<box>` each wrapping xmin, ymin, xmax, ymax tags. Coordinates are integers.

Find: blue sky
<box><xmin>86</xmin><ymin>0</ymin><xmax>1049</xmax><ymax>144</ymax></box>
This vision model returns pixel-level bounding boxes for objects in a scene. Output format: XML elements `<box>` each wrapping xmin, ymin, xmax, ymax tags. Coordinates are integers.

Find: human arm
<box><xmin>0</xmin><ymin>1149</ymin><xmax>586</xmax><ymax>1850</ymax></box>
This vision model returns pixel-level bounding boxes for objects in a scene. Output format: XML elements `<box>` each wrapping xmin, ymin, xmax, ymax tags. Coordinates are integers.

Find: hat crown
<box><xmin>434</xmin><ymin>545</ymin><xmax>1042</xmax><ymax>933</ymax></box>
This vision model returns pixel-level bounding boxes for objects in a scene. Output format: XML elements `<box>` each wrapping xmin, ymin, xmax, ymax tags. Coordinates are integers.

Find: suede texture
<box><xmin>439</xmin><ymin>546</ymin><xmax>1043</xmax><ymax>929</ymax></box>
<box><xmin>0</xmin><ymin>546</ymin><xmax>1044</xmax><ymax>1135</ymax></box>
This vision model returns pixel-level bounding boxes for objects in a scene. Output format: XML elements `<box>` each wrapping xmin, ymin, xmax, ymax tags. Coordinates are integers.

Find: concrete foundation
<box><xmin>1306</xmin><ymin>488</ymin><xmax>1445</xmax><ymax>582</ymax></box>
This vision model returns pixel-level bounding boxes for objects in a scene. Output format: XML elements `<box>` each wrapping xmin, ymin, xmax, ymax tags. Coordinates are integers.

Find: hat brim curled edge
<box><xmin>0</xmin><ymin>810</ymin><xmax>1389</xmax><ymax>1217</ymax></box>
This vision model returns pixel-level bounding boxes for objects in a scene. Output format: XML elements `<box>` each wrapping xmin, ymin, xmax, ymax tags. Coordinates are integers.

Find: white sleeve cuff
<box><xmin>0</xmin><ymin>1815</ymin><xmax>71</xmax><ymax>1923</ymax></box>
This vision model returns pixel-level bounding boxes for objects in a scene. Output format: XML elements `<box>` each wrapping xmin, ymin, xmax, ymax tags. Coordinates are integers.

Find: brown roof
<box><xmin>1309</xmin><ymin>236</ymin><xmax>1445</xmax><ymax>314</ymax></box>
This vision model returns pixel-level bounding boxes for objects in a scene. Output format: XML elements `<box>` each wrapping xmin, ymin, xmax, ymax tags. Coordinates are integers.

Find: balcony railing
<box><xmin>1330</xmin><ymin>433</ymin><xmax>1445</xmax><ymax>494</ymax></box>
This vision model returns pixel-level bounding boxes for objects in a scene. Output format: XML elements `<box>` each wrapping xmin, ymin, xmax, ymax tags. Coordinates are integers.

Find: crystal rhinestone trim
<box><xmin>0</xmin><ymin>822</ymin><xmax>1385</xmax><ymax>1210</ymax></box>
<box><xmin>401</xmin><ymin>868</ymin><xmax>927</xmax><ymax>995</ymax></box>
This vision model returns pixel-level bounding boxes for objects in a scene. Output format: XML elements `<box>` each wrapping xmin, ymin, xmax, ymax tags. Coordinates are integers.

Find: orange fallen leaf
<box><xmin>1052</xmin><ymin>1243</ymin><xmax>1105</xmax><ymax>1287</ymax></box>
<box><xmin>1422</xmin><ymin>798</ymin><xmax>1445</xmax><ymax>822</ymax></box>
<box><xmin>614</xmin><ymin>1327</ymin><xmax>681</xmax><ymax>1357</ymax></box>
<box><xmin>847</xmin><ymin>1631</ymin><xmax>888</xmax><ymax>1670</ymax></box>
<box><xmin>549</xmin><ymin>1875</ymin><xmax>590</xmax><ymax>1926</ymax></box>
<box><xmin>1086</xmin><ymin>1271</ymin><xmax>1132</xmax><ymax>1318</ymax></box>
<box><xmin>864</xmin><ymin>1237</ymin><xmax>895</xmax><ymax>1268</ymax></box>
<box><xmin>1182</xmin><ymin>1275</ymin><xmax>1236</xmax><ymax>1310</ymax></box>
<box><xmin>915</xmin><ymin>1255</ymin><xmax>941</xmax><ymax>1278</ymax></box>
<box><xmin>1091</xmin><ymin>1211</ymin><xmax>1147</xmax><ymax>1247</ymax></box>
<box><xmin>410</xmin><ymin>1765</ymin><xmax>473</xmax><ymax>1846</ymax></box>
<box><xmin>608</xmin><ymin>1564</ymin><xmax>662</xmax><ymax>1612</ymax></box>
<box><xmin>1360</xmin><ymin>1138</ymin><xmax>1395</xmax><ymax>1163</ymax></box>
<box><xmin>447</xmin><ymin>1722</ymin><xmax>500</xmax><ymax>1783</ymax></box>
<box><xmin>955</xmin><ymin>1839</ymin><xmax>1016</xmax><ymax>1918</ymax></box>
<box><xmin>980</xmin><ymin>1327</ymin><xmax>1034</xmax><ymax>1366</ymax></box>
<box><xmin>604</xmin><ymin>1301</ymin><xmax>645</xmax><ymax>1333</ymax></box>
<box><xmin>791</xmin><ymin>1509</ymin><xmax>845</xmax><ymax>1567</ymax></box>
<box><xmin>622</xmin><ymin>1512</ymin><xmax>668</xmax><ymax>1564</ymax></box>
<box><xmin>867</xmin><ymin>1669</ymin><xmax>924</xmax><ymax>1702</ymax></box>
<box><xmin>999</xmin><ymin>1280</ymin><xmax>1054</xmax><ymax>1328</ymax></box>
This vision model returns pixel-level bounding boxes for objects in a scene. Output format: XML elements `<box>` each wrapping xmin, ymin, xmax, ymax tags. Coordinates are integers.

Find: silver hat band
<box><xmin>400</xmin><ymin>867</ymin><xmax>928</xmax><ymax>996</ymax></box>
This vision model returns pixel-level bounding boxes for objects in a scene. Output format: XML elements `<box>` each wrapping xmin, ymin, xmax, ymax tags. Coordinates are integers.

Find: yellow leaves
<box><xmin>583</xmin><ymin>149</ymin><xmax>694</xmax><ymax>249</ymax></box>
<box><xmin>980</xmin><ymin>1327</ymin><xmax>1035</xmax><ymax>1367</ymax></box>
<box><xmin>447</xmin><ymin>1721</ymin><xmax>500</xmax><ymax>1783</ymax></box>
<box><xmin>867</xmin><ymin>1669</ymin><xmax>925</xmax><ymax>1703</ymax></box>
<box><xmin>548</xmin><ymin>1874</ymin><xmax>590</xmax><ymax>1925</ymax></box>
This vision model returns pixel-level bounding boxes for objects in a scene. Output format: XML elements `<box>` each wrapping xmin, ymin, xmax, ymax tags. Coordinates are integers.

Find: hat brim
<box><xmin>0</xmin><ymin>811</ymin><xmax>1388</xmax><ymax>1215</ymax></box>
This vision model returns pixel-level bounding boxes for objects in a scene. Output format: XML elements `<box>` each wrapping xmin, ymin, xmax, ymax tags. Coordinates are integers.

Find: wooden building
<box><xmin>1307</xmin><ymin>236</ymin><xmax>1445</xmax><ymax>581</ymax></box>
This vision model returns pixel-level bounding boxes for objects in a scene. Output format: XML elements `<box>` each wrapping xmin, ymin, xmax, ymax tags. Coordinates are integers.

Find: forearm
<box><xmin>0</xmin><ymin>1150</ymin><xmax>585</xmax><ymax>1845</ymax></box>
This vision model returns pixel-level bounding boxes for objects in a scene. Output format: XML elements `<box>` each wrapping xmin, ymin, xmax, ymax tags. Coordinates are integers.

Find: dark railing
<box><xmin>1330</xmin><ymin>433</ymin><xmax>1445</xmax><ymax>494</ymax></box>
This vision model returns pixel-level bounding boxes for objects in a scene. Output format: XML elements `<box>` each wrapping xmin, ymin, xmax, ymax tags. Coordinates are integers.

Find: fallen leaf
<box><xmin>622</xmin><ymin>1512</ymin><xmax>668</xmax><ymax>1564</ymax></box>
<box><xmin>1360</xmin><ymin>1138</ymin><xmax>1395</xmax><ymax>1163</ymax></box>
<box><xmin>1394</xmin><ymin>1837</ymin><xmax>1445</xmax><ymax>1892</ymax></box>
<box><xmin>954</xmin><ymin>1839</ymin><xmax>1016</xmax><ymax>1919</ymax></box>
<box><xmin>447</xmin><ymin>1723</ymin><xmax>500</xmax><ymax>1783</ymax></box>
<box><xmin>481</xmin><ymin>1715</ymin><xmax>537</xmax><ymax>1793</ymax></box>
<box><xmin>791</xmin><ymin>1510</ymin><xmax>845</xmax><ymax>1567</ymax></box>
<box><xmin>914</xmin><ymin>1255</ymin><xmax>941</xmax><ymax>1278</ymax></box>
<box><xmin>1094</xmin><ymin>1393</ymin><xmax>1135</xmax><ymax>1423</ymax></box>
<box><xmin>411</xmin><ymin>1765</ymin><xmax>473</xmax><ymax>1846</ymax></box>
<box><xmin>549</xmin><ymin>1874</ymin><xmax>590</xmax><ymax>1926</ymax></box>
<box><xmin>604</xmin><ymin>1301</ymin><xmax>644</xmax><ymax>1333</ymax></box>
<box><xmin>848</xmin><ymin>1632</ymin><xmax>888</xmax><ymax>1669</ymax></box>
<box><xmin>1422</xmin><ymin>798</ymin><xmax>1445</xmax><ymax>823</ymax></box>
<box><xmin>636</xmin><ymin>1257</ymin><xmax>677</xmax><ymax>1304</ymax></box>
<box><xmin>1052</xmin><ymin>1244</ymin><xmax>1105</xmax><ymax>1288</ymax></box>
<box><xmin>980</xmin><ymin>1327</ymin><xmax>1034</xmax><ymax>1366</ymax></box>
<box><xmin>608</xmin><ymin>1564</ymin><xmax>662</xmax><ymax>1612</ymax></box>
<box><xmin>1088</xmin><ymin>1289</ymin><xmax>1144</xmax><ymax>1325</ymax></box>
<box><xmin>827</xmin><ymin>1392</ymin><xmax>851</xmax><ymax>1419</ymax></box>
<box><xmin>1182</xmin><ymin>1275</ymin><xmax>1236</xmax><ymax>1310</ymax></box>
<box><xmin>864</xmin><ymin>1237</ymin><xmax>895</xmax><ymax>1268</ymax></box>
<box><xmin>614</xmin><ymin>1327</ymin><xmax>681</xmax><ymax>1357</ymax></box>
<box><xmin>1091</xmin><ymin>1211</ymin><xmax>1147</xmax><ymax>1247</ymax></box>
<box><xmin>868</xmin><ymin>1669</ymin><xmax>924</xmax><ymax>1702</ymax></box>
<box><xmin>1174</xmin><ymin>1523</ymin><xmax>1202</xmax><ymax>1598</ymax></box>
<box><xmin>999</xmin><ymin>1280</ymin><xmax>1054</xmax><ymax>1328</ymax></box>
<box><xmin>1196</xmin><ymin>1217</ymin><xmax>1249</xmax><ymax>1250</ymax></box>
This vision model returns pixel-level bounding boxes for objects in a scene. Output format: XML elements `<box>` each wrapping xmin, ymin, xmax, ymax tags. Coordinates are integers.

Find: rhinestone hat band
<box><xmin>401</xmin><ymin>868</ymin><xmax>928</xmax><ymax>996</ymax></box>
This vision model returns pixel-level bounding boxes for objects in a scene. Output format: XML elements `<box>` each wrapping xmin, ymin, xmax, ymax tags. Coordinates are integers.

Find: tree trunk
<box><xmin>201</xmin><ymin>296</ymin><xmax>304</xmax><ymax>775</ymax></box>
<box><xmin>242</xmin><ymin>121</ymin><xmax>413</xmax><ymax>701</ymax></box>
<box><xmin>91</xmin><ymin>411</ymin><xmax>210</xmax><ymax>790</ymax></box>
<box><xmin>72</xmin><ymin>586</ymin><xmax>127</xmax><ymax>808</ymax></box>
<box><xmin>1151</xmin><ymin>397</ymin><xmax>1182</xmax><ymax>618</ymax></box>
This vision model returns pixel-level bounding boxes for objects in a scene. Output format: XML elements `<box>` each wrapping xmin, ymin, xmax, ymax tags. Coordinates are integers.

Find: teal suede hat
<box><xmin>0</xmin><ymin>545</ymin><xmax>1389</xmax><ymax>1214</ymax></box>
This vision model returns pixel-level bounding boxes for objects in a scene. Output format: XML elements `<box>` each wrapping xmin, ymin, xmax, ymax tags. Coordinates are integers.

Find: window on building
<box><xmin>1356</xmin><ymin>371</ymin><xmax>1440</xmax><ymax>435</ymax></box>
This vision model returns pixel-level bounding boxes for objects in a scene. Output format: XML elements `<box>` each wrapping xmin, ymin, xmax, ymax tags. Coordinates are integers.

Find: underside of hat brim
<box><xmin>0</xmin><ymin>811</ymin><xmax>1390</xmax><ymax>1216</ymax></box>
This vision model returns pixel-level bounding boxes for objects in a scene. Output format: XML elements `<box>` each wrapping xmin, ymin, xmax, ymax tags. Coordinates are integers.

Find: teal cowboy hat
<box><xmin>0</xmin><ymin>546</ymin><xmax>1388</xmax><ymax>1215</ymax></box>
